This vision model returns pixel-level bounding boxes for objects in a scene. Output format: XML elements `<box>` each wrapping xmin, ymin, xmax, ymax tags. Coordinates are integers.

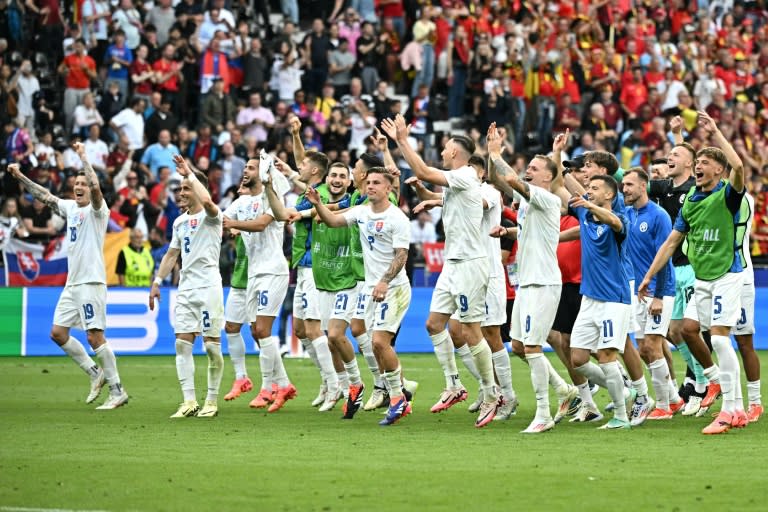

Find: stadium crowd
<box><xmin>1</xmin><ymin>0</ymin><xmax>768</xmax><ymax>268</ymax></box>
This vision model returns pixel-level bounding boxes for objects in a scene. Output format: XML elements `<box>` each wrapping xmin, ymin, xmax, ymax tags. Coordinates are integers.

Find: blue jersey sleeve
<box><xmin>295</xmin><ymin>196</ymin><xmax>312</xmax><ymax>211</ymax></box>
<box><xmin>673</xmin><ymin>208</ymin><xmax>688</xmax><ymax>233</ymax></box>
<box><xmin>337</xmin><ymin>196</ymin><xmax>352</xmax><ymax>209</ymax></box>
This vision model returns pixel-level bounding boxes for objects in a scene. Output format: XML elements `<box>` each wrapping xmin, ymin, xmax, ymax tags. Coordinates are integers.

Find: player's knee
<box><xmin>571</xmin><ymin>350</ymin><xmax>589</xmax><ymax>368</ymax></box>
<box><xmin>350</xmin><ymin>322</ymin><xmax>365</xmax><ymax>338</ymax></box>
<box><xmin>667</xmin><ymin>323</ymin><xmax>682</xmax><ymax>343</ymax></box>
<box><xmin>681</xmin><ymin>319</ymin><xmax>700</xmax><ymax>340</ymax></box>
<box><xmin>85</xmin><ymin>330</ymin><xmax>105</xmax><ymax>349</ymax></box>
<box><xmin>50</xmin><ymin>327</ymin><xmax>67</xmax><ymax>345</ymax></box>
<box><xmin>425</xmin><ymin>318</ymin><xmax>443</xmax><ymax>336</ymax></box>
<box><xmin>510</xmin><ymin>340</ymin><xmax>525</xmax><ymax>359</ymax></box>
<box><xmin>251</xmin><ymin>324</ymin><xmax>269</xmax><ymax>340</ymax></box>
<box><xmin>224</xmin><ymin>322</ymin><xmax>240</xmax><ymax>334</ymax></box>
<box><xmin>735</xmin><ymin>335</ymin><xmax>754</xmax><ymax>352</ymax></box>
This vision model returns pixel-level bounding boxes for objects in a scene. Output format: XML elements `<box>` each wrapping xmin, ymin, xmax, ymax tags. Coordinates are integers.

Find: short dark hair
<box><xmin>359</xmin><ymin>153</ymin><xmax>383</xmax><ymax>170</ymax></box>
<box><xmin>306</xmin><ymin>150</ymin><xmax>330</xmax><ymax>179</ymax></box>
<box><xmin>625</xmin><ymin>167</ymin><xmax>649</xmax><ymax>184</ymax></box>
<box><xmin>696</xmin><ymin>147</ymin><xmax>728</xmax><ymax>169</ymax></box>
<box><xmin>365</xmin><ymin>166</ymin><xmax>394</xmax><ymax>184</ymax></box>
<box><xmin>451</xmin><ymin>135</ymin><xmax>476</xmax><ymax>156</ymax></box>
<box><xmin>590</xmin><ymin>174</ymin><xmax>618</xmax><ymax>199</ymax></box>
<box><xmin>533</xmin><ymin>154</ymin><xmax>558</xmax><ymax>180</ymax></box>
<box><xmin>650</xmin><ymin>158</ymin><xmax>668</xmax><ymax>166</ymax></box>
<box><xmin>675</xmin><ymin>142</ymin><xmax>696</xmax><ymax>162</ymax></box>
<box><xmin>584</xmin><ymin>150</ymin><xmax>619</xmax><ymax>175</ymax></box>
<box><xmin>468</xmin><ymin>155</ymin><xmax>486</xmax><ymax>171</ymax></box>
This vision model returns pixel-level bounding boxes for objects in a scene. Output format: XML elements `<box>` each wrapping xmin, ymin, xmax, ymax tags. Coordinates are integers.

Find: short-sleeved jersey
<box><xmin>343</xmin><ymin>203</ymin><xmax>410</xmax><ymax>289</ymax></box>
<box><xmin>613</xmin><ymin>192</ymin><xmax>635</xmax><ymax>285</ymax></box>
<box><xmin>649</xmin><ymin>176</ymin><xmax>695</xmax><ymax>266</ymax></box>
<box><xmin>626</xmin><ymin>201</ymin><xmax>675</xmax><ymax>297</ymax></box>
<box><xmin>738</xmin><ymin>194</ymin><xmax>754</xmax><ymax>285</ymax></box>
<box><xmin>345</xmin><ymin>189</ymin><xmax>399</xmax><ymax>282</ymax></box>
<box><xmin>170</xmin><ymin>208</ymin><xmax>223</xmax><ymax>291</ymax></box>
<box><xmin>441</xmin><ymin>166</ymin><xmax>486</xmax><ymax>261</ymax></box>
<box><xmin>572</xmin><ymin>201</ymin><xmax>631</xmax><ymax>304</ymax></box>
<box><xmin>516</xmin><ymin>185</ymin><xmax>562</xmax><ymax>287</ymax></box>
<box><xmin>480</xmin><ymin>183</ymin><xmax>504</xmax><ymax>278</ymax></box>
<box><xmin>224</xmin><ymin>193</ymin><xmax>288</xmax><ymax>277</ymax></box>
<box><xmin>57</xmin><ymin>199</ymin><xmax>109</xmax><ymax>285</ymax></box>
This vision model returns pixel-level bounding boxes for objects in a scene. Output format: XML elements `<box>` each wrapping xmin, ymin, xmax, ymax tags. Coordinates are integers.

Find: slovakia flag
<box><xmin>3</xmin><ymin>235</ymin><xmax>68</xmax><ymax>286</ymax></box>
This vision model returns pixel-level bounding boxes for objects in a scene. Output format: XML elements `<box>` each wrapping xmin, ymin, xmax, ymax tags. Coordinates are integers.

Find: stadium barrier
<box><xmin>1</xmin><ymin>286</ymin><xmax>767</xmax><ymax>356</ymax></box>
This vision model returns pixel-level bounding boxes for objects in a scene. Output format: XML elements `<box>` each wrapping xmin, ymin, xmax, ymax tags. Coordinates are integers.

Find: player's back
<box><xmin>441</xmin><ymin>166</ymin><xmax>485</xmax><ymax>262</ymax></box>
<box><xmin>58</xmin><ymin>199</ymin><xmax>108</xmax><ymax>286</ymax></box>
<box><xmin>173</xmin><ymin>209</ymin><xmax>223</xmax><ymax>291</ymax></box>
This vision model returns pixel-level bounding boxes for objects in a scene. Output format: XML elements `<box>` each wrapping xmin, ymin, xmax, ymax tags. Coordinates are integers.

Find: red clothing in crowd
<box><xmin>557</xmin><ymin>215</ymin><xmax>581</xmax><ymax>285</ymax></box>
<box><xmin>63</xmin><ymin>53</ymin><xmax>96</xmax><ymax>89</ymax></box>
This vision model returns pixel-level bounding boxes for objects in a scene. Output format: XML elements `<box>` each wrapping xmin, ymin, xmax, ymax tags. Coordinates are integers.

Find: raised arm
<box><xmin>263</xmin><ymin>174</ymin><xmax>293</xmax><ymax>221</ymax></box>
<box><xmin>550</xmin><ymin>129</ymin><xmax>569</xmax><ymax>195</ymax></box>
<box><xmin>563</xmin><ymin>172</ymin><xmax>587</xmax><ymax>198</ymax></box>
<box><xmin>698</xmin><ymin>110</ymin><xmax>744</xmax><ymax>192</ymax></box>
<box><xmin>486</xmin><ymin>122</ymin><xmax>530</xmax><ymax>199</ymax></box>
<box><xmin>7</xmin><ymin>163</ymin><xmax>60</xmax><ymax>213</ymax></box>
<box><xmin>381</xmin><ymin>115</ymin><xmax>448</xmax><ymax>186</ymax></box>
<box><xmin>569</xmin><ymin>195</ymin><xmax>622</xmax><ymax>232</ymax></box>
<box><xmin>223</xmin><ymin>213</ymin><xmax>274</xmax><ymax>233</ymax></box>
<box><xmin>404</xmin><ymin>176</ymin><xmax>442</xmax><ymax>201</ymax></box>
<box><xmin>289</xmin><ymin>116</ymin><xmax>305</xmax><ymax>166</ymax></box>
<box><xmin>304</xmin><ymin>186</ymin><xmax>348</xmax><ymax>228</ymax></box>
<box><xmin>669</xmin><ymin>115</ymin><xmax>685</xmax><ymax>145</ymax></box>
<box><xmin>173</xmin><ymin>154</ymin><xmax>218</xmax><ymax>217</ymax></box>
<box><xmin>73</xmin><ymin>142</ymin><xmax>104</xmax><ymax>210</ymax></box>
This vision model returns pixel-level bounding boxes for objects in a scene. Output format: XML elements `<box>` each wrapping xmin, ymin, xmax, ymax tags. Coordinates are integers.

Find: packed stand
<box><xmin>1</xmin><ymin>0</ymin><xmax>767</xmax><ymax>269</ymax></box>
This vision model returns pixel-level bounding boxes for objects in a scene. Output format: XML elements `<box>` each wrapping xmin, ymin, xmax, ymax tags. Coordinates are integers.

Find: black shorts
<box><xmin>552</xmin><ymin>283</ymin><xmax>582</xmax><ymax>335</ymax></box>
<box><xmin>500</xmin><ymin>298</ymin><xmax>515</xmax><ymax>345</ymax></box>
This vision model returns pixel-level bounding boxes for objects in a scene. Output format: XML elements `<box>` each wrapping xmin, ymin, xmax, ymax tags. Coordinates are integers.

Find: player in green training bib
<box><xmin>640</xmin><ymin>111</ymin><xmax>747</xmax><ymax>435</ymax></box>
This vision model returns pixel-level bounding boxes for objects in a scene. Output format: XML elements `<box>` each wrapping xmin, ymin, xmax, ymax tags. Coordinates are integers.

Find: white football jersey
<box><xmin>515</xmin><ymin>185</ymin><xmax>562</xmax><ymax>287</ymax></box>
<box><xmin>171</xmin><ymin>208</ymin><xmax>224</xmax><ymax>291</ymax></box>
<box><xmin>742</xmin><ymin>193</ymin><xmax>754</xmax><ymax>285</ymax></box>
<box><xmin>224</xmin><ymin>193</ymin><xmax>288</xmax><ymax>277</ymax></box>
<box><xmin>57</xmin><ymin>199</ymin><xmax>108</xmax><ymax>285</ymax></box>
<box><xmin>480</xmin><ymin>182</ymin><xmax>504</xmax><ymax>278</ymax></box>
<box><xmin>0</xmin><ymin>216</ymin><xmax>20</xmax><ymax>252</ymax></box>
<box><xmin>343</xmin><ymin>203</ymin><xmax>410</xmax><ymax>289</ymax></box>
<box><xmin>441</xmin><ymin>166</ymin><xmax>486</xmax><ymax>261</ymax></box>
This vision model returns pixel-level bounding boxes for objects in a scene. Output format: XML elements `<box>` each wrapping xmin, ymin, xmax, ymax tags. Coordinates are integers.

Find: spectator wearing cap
<box><xmin>145</xmin><ymin>94</ymin><xmax>178</xmax><ymax>145</ymax></box>
<box><xmin>109</xmin><ymin>97</ymin><xmax>146</xmax><ymax>150</ymax></box>
<box><xmin>140</xmin><ymin>129</ymin><xmax>179</xmax><ymax>179</ymax></box>
<box><xmin>104</xmin><ymin>29</ymin><xmax>133</xmax><ymax>105</ymax></box>
<box><xmin>58</xmin><ymin>38</ymin><xmax>97</xmax><ymax>134</ymax></box>
<box><xmin>154</xmin><ymin>43</ymin><xmax>183</xmax><ymax>109</ymax></box>
<box><xmin>201</xmin><ymin>78</ymin><xmax>235</xmax><ymax>135</ymax></box>
<box><xmin>112</xmin><ymin>0</ymin><xmax>142</xmax><ymax>50</ymax></box>
<box><xmin>236</xmin><ymin>91</ymin><xmax>274</xmax><ymax>144</ymax></box>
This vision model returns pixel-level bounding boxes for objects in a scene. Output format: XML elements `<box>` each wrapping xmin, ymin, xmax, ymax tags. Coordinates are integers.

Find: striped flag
<box><xmin>3</xmin><ymin>236</ymin><xmax>68</xmax><ymax>286</ymax></box>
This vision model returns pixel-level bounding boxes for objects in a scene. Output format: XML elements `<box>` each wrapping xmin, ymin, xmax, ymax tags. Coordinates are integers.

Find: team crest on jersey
<box><xmin>190</xmin><ymin>218</ymin><xmax>198</xmax><ymax>229</ymax></box>
<box><xmin>639</xmin><ymin>222</ymin><xmax>648</xmax><ymax>232</ymax></box>
<box><xmin>70</xmin><ymin>211</ymin><xmax>85</xmax><ymax>227</ymax></box>
<box><xmin>16</xmin><ymin>251</ymin><xmax>40</xmax><ymax>281</ymax></box>
<box><xmin>366</xmin><ymin>220</ymin><xmax>376</xmax><ymax>233</ymax></box>
<box><xmin>596</xmin><ymin>225</ymin><xmax>605</xmax><ymax>237</ymax></box>
<box><xmin>375</xmin><ymin>221</ymin><xmax>385</xmax><ymax>232</ymax></box>
<box><xmin>251</xmin><ymin>200</ymin><xmax>261</xmax><ymax>212</ymax></box>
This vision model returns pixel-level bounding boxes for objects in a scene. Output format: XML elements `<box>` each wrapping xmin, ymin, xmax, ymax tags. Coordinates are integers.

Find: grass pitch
<box><xmin>1</xmin><ymin>353</ymin><xmax>767</xmax><ymax>512</ymax></box>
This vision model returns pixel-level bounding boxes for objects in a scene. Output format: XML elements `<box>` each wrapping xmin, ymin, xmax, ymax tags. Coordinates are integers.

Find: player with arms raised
<box><xmin>150</xmin><ymin>155</ymin><xmax>225</xmax><ymax>419</ymax></box>
<box><xmin>8</xmin><ymin>147</ymin><xmax>128</xmax><ymax>410</ymax></box>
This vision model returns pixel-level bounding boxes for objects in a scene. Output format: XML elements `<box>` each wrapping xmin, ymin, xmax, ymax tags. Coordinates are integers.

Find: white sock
<box><xmin>491</xmin><ymin>349</ymin><xmax>516</xmax><ymax>401</ymax></box>
<box><xmin>226</xmin><ymin>332</ymin><xmax>248</xmax><ymax>379</ymax></box>
<box><xmin>344</xmin><ymin>357</ymin><xmax>362</xmax><ymax>386</ymax></box>
<box><xmin>337</xmin><ymin>371</ymin><xmax>350</xmax><ymax>398</ymax></box>
<box><xmin>94</xmin><ymin>343</ymin><xmax>122</xmax><ymax>395</ymax></box>
<box><xmin>527</xmin><ymin>353</ymin><xmax>551</xmax><ymax>420</ymax></box>
<box><xmin>357</xmin><ymin>331</ymin><xmax>384</xmax><ymax>387</ymax></box>
<box><xmin>668</xmin><ymin>379</ymin><xmax>681</xmax><ymax>403</ymax></box>
<box><xmin>312</xmin><ymin>336</ymin><xmax>339</xmax><ymax>390</ymax></box>
<box><xmin>694</xmin><ymin>381</ymin><xmax>707</xmax><ymax>393</ymax></box>
<box><xmin>577</xmin><ymin>381</ymin><xmax>597</xmax><ymax>407</ymax></box>
<box><xmin>301</xmin><ymin>337</ymin><xmax>320</xmax><ymax>368</ymax></box>
<box><xmin>469</xmin><ymin>339</ymin><xmax>497</xmax><ymax>401</ymax></box>
<box><xmin>601</xmin><ymin>362</ymin><xmax>628</xmax><ymax>422</ymax></box>
<box><xmin>630</xmin><ymin>374</ymin><xmax>649</xmax><ymax>399</ymax></box>
<box><xmin>204</xmin><ymin>341</ymin><xmax>224</xmax><ymax>402</ymax></box>
<box><xmin>711</xmin><ymin>335</ymin><xmax>741</xmax><ymax>413</ymax></box>
<box><xmin>649</xmin><ymin>358</ymin><xmax>670</xmax><ymax>409</ymax></box>
<box><xmin>384</xmin><ymin>366</ymin><xmax>404</xmax><ymax>399</ymax></box>
<box><xmin>269</xmin><ymin>336</ymin><xmax>290</xmax><ymax>387</ymax></box>
<box><xmin>748</xmin><ymin>380</ymin><xmax>761</xmax><ymax>405</ymax></box>
<box><xmin>175</xmin><ymin>339</ymin><xmax>196</xmax><ymax>402</ymax></box>
<box><xmin>61</xmin><ymin>337</ymin><xmax>100</xmax><ymax>378</ymax></box>
<box><xmin>734</xmin><ymin>371</ymin><xmax>745</xmax><ymax>412</ymax></box>
<box><xmin>575</xmin><ymin>362</ymin><xmax>608</xmax><ymax>389</ymax></box>
<box><xmin>257</xmin><ymin>337</ymin><xmax>275</xmax><ymax>390</ymax></box>
<box><xmin>703</xmin><ymin>364</ymin><xmax>721</xmax><ymax>384</ymax></box>
<box><xmin>670</xmin><ymin>377</ymin><xmax>679</xmax><ymax>390</ymax></box>
<box><xmin>430</xmin><ymin>330</ymin><xmax>461</xmax><ymax>389</ymax></box>
<box><xmin>545</xmin><ymin>356</ymin><xmax>569</xmax><ymax>395</ymax></box>
<box><xmin>456</xmin><ymin>344</ymin><xmax>482</xmax><ymax>382</ymax></box>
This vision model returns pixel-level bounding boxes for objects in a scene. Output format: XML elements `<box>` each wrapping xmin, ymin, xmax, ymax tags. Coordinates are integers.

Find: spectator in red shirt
<box><xmin>130</xmin><ymin>44</ymin><xmax>155</xmax><ymax>106</ymax></box>
<box><xmin>153</xmin><ymin>43</ymin><xmax>183</xmax><ymax>111</ymax></box>
<box><xmin>619</xmin><ymin>65</ymin><xmax>648</xmax><ymax>118</ymax></box>
<box><xmin>554</xmin><ymin>93</ymin><xmax>580</xmax><ymax>133</ymax></box>
<box><xmin>58</xmin><ymin>39</ymin><xmax>97</xmax><ymax>134</ymax></box>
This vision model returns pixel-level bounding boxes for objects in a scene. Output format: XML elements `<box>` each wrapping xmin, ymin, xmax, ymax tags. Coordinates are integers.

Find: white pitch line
<box><xmin>0</xmin><ymin>507</ymin><xmax>110</xmax><ymax>512</ymax></box>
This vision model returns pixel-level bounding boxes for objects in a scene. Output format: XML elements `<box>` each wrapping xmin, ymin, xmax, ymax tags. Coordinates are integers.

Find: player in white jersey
<box><xmin>486</xmin><ymin>125</ymin><xmax>577</xmax><ymax>433</ymax></box>
<box><xmin>309</xmin><ymin>167</ymin><xmax>414</xmax><ymax>425</ymax></box>
<box><xmin>382</xmin><ymin>114</ymin><xmax>500</xmax><ymax>428</ymax></box>
<box><xmin>150</xmin><ymin>155</ymin><xmax>225</xmax><ymax>418</ymax></box>
<box><xmin>223</xmin><ymin>158</ymin><xmax>296</xmax><ymax>412</ymax></box>
<box><xmin>9</xmin><ymin>149</ymin><xmax>128</xmax><ymax>410</ymax></box>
